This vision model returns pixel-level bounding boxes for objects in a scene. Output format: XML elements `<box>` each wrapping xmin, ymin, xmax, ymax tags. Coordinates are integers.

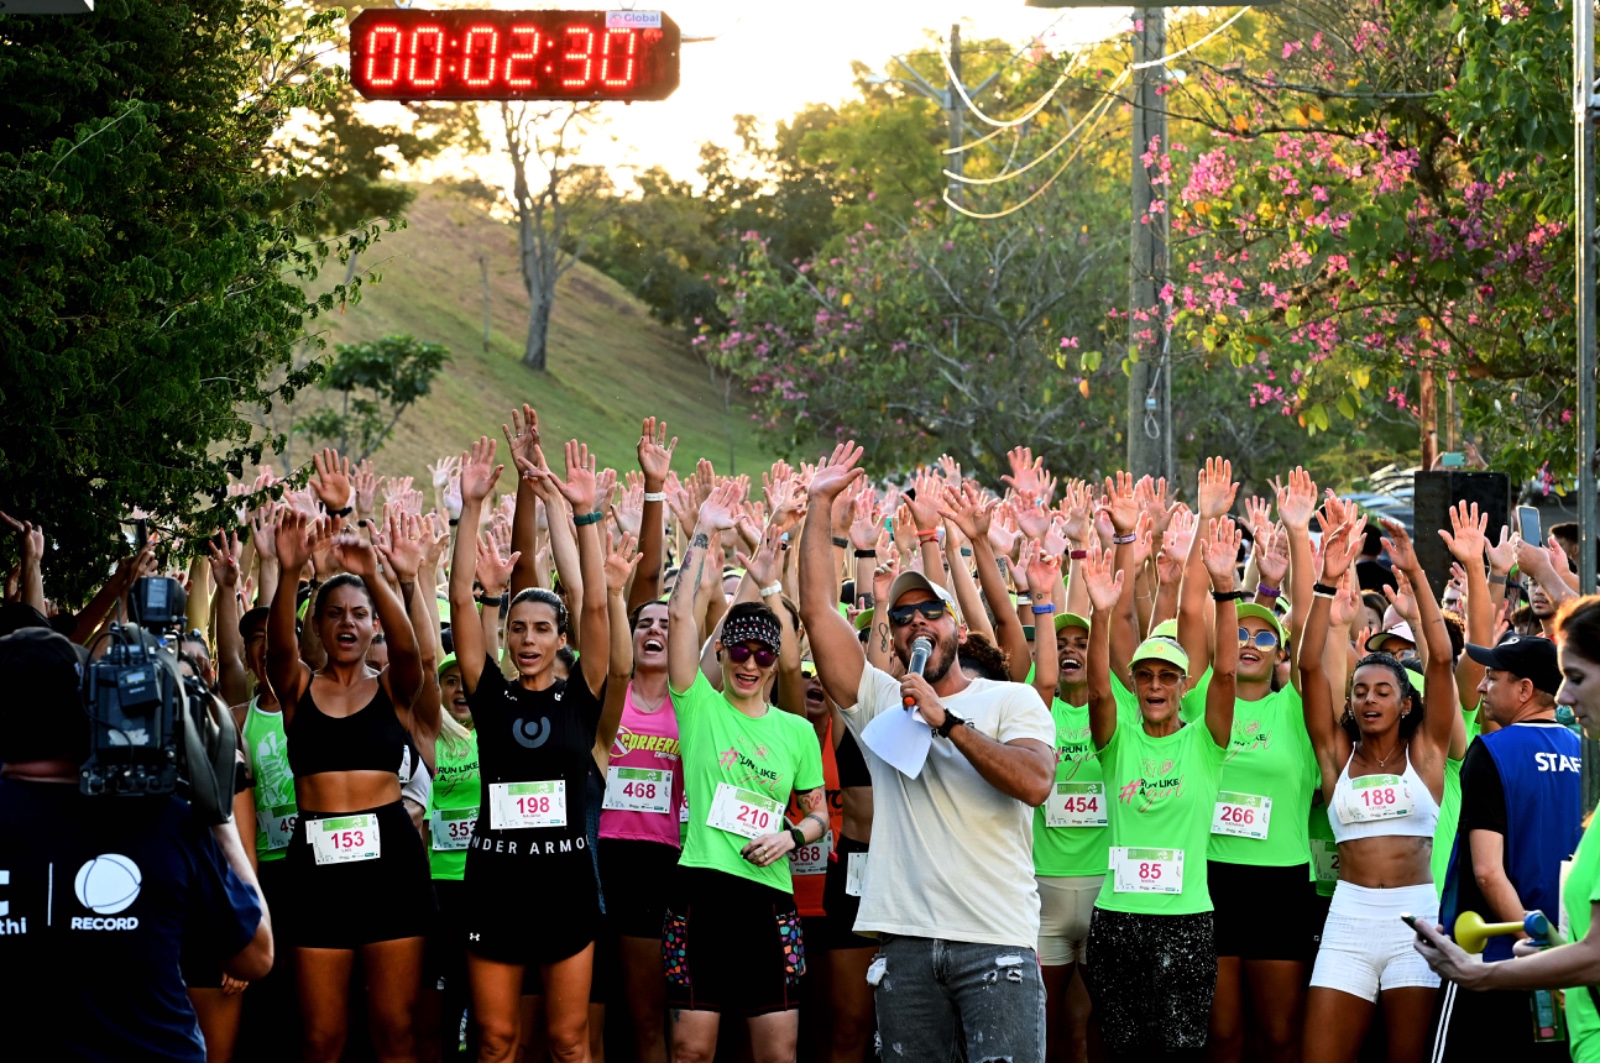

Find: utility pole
<box><xmin>1126</xmin><ymin>8</ymin><xmax>1172</xmax><ymax>482</ymax></box>
<box><xmin>947</xmin><ymin>24</ymin><xmax>964</xmax><ymax>205</ymax></box>
<box><xmin>1575</xmin><ymin>0</ymin><xmax>1599</xmax><ymax>812</ymax></box>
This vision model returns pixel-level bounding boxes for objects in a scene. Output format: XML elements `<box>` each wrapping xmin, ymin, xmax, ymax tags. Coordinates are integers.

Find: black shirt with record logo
<box><xmin>465</xmin><ymin>655</ymin><xmax>604</xmax><ymax>879</ymax></box>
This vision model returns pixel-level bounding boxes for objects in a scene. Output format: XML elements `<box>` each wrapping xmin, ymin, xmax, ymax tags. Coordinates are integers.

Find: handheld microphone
<box><xmin>903</xmin><ymin>637</ymin><xmax>934</xmax><ymax>708</ymax></box>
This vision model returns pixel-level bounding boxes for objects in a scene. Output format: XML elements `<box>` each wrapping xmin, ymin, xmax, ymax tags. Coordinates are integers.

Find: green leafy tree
<box><xmin>0</xmin><ymin>0</ymin><xmax>375</xmax><ymax>600</ymax></box>
<box><xmin>296</xmin><ymin>336</ymin><xmax>450</xmax><ymax>462</ymax></box>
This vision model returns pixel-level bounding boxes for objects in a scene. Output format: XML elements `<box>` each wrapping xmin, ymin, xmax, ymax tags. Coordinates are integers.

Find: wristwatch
<box><xmin>934</xmin><ymin>710</ymin><xmax>970</xmax><ymax>738</ymax></box>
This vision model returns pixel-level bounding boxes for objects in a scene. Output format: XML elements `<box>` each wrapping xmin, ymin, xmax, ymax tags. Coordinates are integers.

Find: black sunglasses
<box><xmin>725</xmin><ymin>644</ymin><xmax>777</xmax><ymax>668</ymax></box>
<box><xmin>888</xmin><ymin>601</ymin><xmax>949</xmax><ymax>627</ymax></box>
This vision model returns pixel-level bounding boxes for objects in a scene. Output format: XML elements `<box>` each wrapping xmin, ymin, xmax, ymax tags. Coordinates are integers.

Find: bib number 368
<box><xmin>707</xmin><ymin>781</ymin><xmax>783</xmax><ymax>841</ymax></box>
<box><xmin>1111</xmin><ymin>846</ymin><xmax>1184</xmax><ymax>894</ymax></box>
<box><xmin>309</xmin><ymin>814</ymin><xmax>382</xmax><ymax>866</ymax></box>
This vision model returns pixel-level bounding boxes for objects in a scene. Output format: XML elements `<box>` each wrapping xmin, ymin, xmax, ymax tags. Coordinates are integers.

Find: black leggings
<box><xmin>1084</xmin><ymin>907</ymin><xmax>1216</xmax><ymax>1061</ymax></box>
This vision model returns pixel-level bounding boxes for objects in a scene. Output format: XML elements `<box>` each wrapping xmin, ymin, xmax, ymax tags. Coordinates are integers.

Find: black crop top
<box><xmin>836</xmin><ymin>725</ymin><xmax>871</xmax><ymax>789</ymax></box>
<box><xmin>286</xmin><ymin>680</ymin><xmax>407</xmax><ymax>778</ymax></box>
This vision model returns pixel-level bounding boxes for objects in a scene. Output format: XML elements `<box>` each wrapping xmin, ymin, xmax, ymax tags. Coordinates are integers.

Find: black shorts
<box><xmin>1207</xmin><ymin>859</ymin><xmax>1316</xmax><ymax>962</ymax></box>
<box><xmin>822</xmin><ymin>835</ymin><xmax>876</xmax><ymax>951</ymax></box>
<box><xmin>425</xmin><ymin>878</ymin><xmax>469</xmax><ymax>988</ymax></box>
<box><xmin>463</xmin><ymin>855</ymin><xmax>599</xmax><ymax>967</ymax></box>
<box><xmin>283</xmin><ymin>801</ymin><xmax>435</xmax><ymax>949</ymax></box>
<box><xmin>599</xmin><ymin>837</ymin><xmax>681</xmax><ymax>938</ymax></box>
<box><xmin>663</xmin><ymin>865</ymin><xmax>806</xmax><ymax>1017</ymax></box>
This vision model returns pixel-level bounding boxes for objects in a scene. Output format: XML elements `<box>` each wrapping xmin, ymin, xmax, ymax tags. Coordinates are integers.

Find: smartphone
<box><xmin>135</xmin><ymin>518</ymin><xmax>149</xmax><ymax>552</ymax></box>
<box><xmin>1399</xmin><ymin>912</ymin><xmax>1419</xmax><ymax>932</ymax></box>
<box><xmin>1517</xmin><ymin>505</ymin><xmax>1542</xmax><ymax>548</ymax></box>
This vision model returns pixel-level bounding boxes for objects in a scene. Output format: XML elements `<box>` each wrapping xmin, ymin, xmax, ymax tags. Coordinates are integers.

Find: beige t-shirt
<box><xmin>845</xmin><ymin>665</ymin><xmax>1054</xmax><ymax>950</ymax></box>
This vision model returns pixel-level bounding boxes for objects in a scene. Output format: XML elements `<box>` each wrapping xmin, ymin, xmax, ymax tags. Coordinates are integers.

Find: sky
<box><xmin>393</xmin><ymin>0</ymin><xmax>1133</xmax><ymax>188</ymax></box>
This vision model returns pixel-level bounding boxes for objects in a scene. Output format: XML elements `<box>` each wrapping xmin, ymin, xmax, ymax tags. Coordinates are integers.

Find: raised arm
<box><xmin>596</xmin><ymin>533</ymin><xmax>640</xmax><ymax>759</ymax></box>
<box><xmin>547</xmin><ymin>441</ymin><xmax>609</xmax><ymax>695</ymax></box>
<box><xmin>1200</xmin><ymin>518</ymin><xmax>1242</xmax><ymax>749</ymax></box>
<box><xmin>628</xmin><ymin>417</ymin><xmax>675</xmax><ymax>613</ymax></box>
<box><xmin>797</xmin><ymin>443</ymin><xmax>869</xmax><ymax>711</ymax></box>
<box><xmin>940</xmin><ymin>481</ymin><xmax>1029</xmax><ymax>675</ymax></box>
<box><xmin>207</xmin><ymin>532</ymin><xmax>251</xmax><ymax>708</ymax></box>
<box><xmin>448</xmin><ymin>437</ymin><xmax>506</xmax><ymax>694</ymax></box>
<box><xmin>502</xmin><ymin>405</ymin><xmax>542</xmax><ymax>597</ymax></box>
<box><xmin>337</xmin><ymin>528</ymin><xmax>424</xmax><ymax>713</ymax></box>
<box><xmin>265</xmin><ymin>512</ymin><xmax>327</xmax><ymax>716</ymax></box>
<box><xmin>1275</xmin><ymin>467</ymin><xmax>1319</xmax><ymax>675</ymax></box>
<box><xmin>1440</xmin><ymin>501</ymin><xmax>1493</xmax><ymax>710</ymax></box>
<box><xmin>1381</xmin><ymin>518</ymin><xmax>1458</xmax><ymax>758</ymax></box>
<box><xmin>1026</xmin><ymin>543</ymin><xmax>1063</xmax><ymax>706</ymax></box>
<box><xmin>1301</xmin><ymin>520</ymin><xmax>1362</xmax><ymax>793</ymax></box>
<box><xmin>1081</xmin><ymin>547</ymin><xmax>1127</xmax><ymax>751</ymax></box>
<box><xmin>0</xmin><ymin>512</ymin><xmax>46</xmax><ymax>613</ymax></box>
<box><xmin>669</xmin><ymin>482</ymin><xmax>740</xmax><ymax>693</ymax></box>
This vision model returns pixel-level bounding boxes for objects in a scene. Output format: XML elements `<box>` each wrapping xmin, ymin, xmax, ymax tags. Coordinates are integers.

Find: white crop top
<box><xmin>1327</xmin><ymin>749</ymin><xmax>1439</xmax><ymax>844</ymax></box>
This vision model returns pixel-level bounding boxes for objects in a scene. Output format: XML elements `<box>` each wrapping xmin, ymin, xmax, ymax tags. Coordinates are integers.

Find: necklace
<box><xmin>1365</xmin><ymin>739</ymin><xmax>1403</xmax><ymax>770</ymax></box>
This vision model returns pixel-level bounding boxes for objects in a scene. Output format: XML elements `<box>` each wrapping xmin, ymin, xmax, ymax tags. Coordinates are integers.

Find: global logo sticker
<box><xmin>75</xmin><ymin>854</ymin><xmax>142</xmax><ymax>914</ymax></box>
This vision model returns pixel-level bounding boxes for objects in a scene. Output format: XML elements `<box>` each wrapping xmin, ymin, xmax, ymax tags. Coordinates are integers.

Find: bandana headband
<box><xmin>722</xmin><ymin>612</ymin><xmax>782</xmax><ymax>653</ymax></box>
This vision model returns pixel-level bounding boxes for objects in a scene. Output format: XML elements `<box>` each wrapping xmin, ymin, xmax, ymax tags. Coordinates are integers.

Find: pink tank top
<box><xmin>597</xmin><ymin>682</ymin><xmax>686</xmax><ymax>849</ymax></box>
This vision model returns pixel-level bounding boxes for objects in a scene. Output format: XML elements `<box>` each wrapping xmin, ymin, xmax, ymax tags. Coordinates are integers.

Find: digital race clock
<box><xmin>348</xmin><ymin>9</ymin><xmax>680</xmax><ymax>102</ymax></box>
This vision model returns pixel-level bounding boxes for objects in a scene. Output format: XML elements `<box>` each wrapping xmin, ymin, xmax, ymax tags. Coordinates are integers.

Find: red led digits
<box><xmin>505</xmin><ymin>26</ymin><xmax>541</xmax><ymax>87</ymax></box>
<box><xmin>349</xmin><ymin>10</ymin><xmax>678</xmax><ymax>101</ymax></box>
<box><xmin>600</xmin><ymin>28</ymin><xmax>636</xmax><ymax>87</ymax></box>
<box><xmin>408</xmin><ymin>26</ymin><xmax>444</xmax><ymax>88</ymax></box>
<box><xmin>562</xmin><ymin>25</ymin><xmax>595</xmax><ymax>87</ymax></box>
<box><xmin>463</xmin><ymin>25</ymin><xmax>499</xmax><ymax>86</ymax></box>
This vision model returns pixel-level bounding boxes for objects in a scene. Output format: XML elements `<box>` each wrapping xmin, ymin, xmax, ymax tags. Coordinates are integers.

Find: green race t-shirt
<box><xmin>1205</xmin><ymin>685</ymin><xmax>1316</xmax><ymax>867</ymax></box>
<box><xmin>1432</xmin><ymin>707</ymin><xmax>1482</xmax><ymax>895</ymax></box>
<box><xmin>1308</xmin><ymin>795</ymin><xmax>1338</xmax><ymax>898</ymax></box>
<box><xmin>1094</xmin><ymin>717</ymin><xmax>1226</xmax><ymax>915</ymax></box>
<box><xmin>1563</xmin><ymin>813</ymin><xmax>1600</xmax><ymax>1061</ymax></box>
<box><xmin>1034</xmin><ymin>698</ymin><xmax>1108</xmax><ymax>877</ymax></box>
<box><xmin>428</xmin><ymin>730</ymin><xmax>480</xmax><ymax>881</ymax></box>
<box><xmin>669</xmin><ymin>671</ymin><xmax>825</xmax><ymax>894</ymax></box>
<box><xmin>1179</xmin><ymin>666</ymin><xmax>1215</xmax><ymax>724</ymax></box>
<box><xmin>241</xmin><ymin>699</ymin><xmax>297</xmax><ymax>864</ymax></box>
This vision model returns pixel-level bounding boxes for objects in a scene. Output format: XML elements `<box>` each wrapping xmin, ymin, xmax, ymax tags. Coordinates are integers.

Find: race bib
<box><xmin>789</xmin><ymin>830</ymin><xmax>832</xmax><ymax>876</ymax></box>
<box><xmin>489</xmin><ymin>780</ymin><xmax>567</xmax><ymax>830</ymax></box>
<box><xmin>846</xmin><ymin>851</ymin><xmax>868</xmax><ymax>897</ymax></box>
<box><xmin>1110</xmin><ymin>846</ymin><xmax>1183</xmax><ymax>894</ymax></box>
<box><xmin>430</xmin><ymin>807</ymin><xmax>478</xmax><ymax>851</ymax></box>
<box><xmin>257</xmin><ymin>804</ymin><xmax>298</xmax><ymax>852</ymax></box>
<box><xmin>706</xmin><ymin>782</ymin><xmax>782</xmax><ymax>840</ymax></box>
<box><xmin>1311</xmin><ymin>839</ymin><xmax>1340</xmax><ymax>885</ymax></box>
<box><xmin>1335</xmin><ymin>774</ymin><xmax>1413</xmax><ymax>825</ymax></box>
<box><xmin>1211</xmin><ymin>792</ymin><xmax>1272</xmax><ymax>840</ymax></box>
<box><xmin>603</xmin><ymin>767</ymin><xmax>673</xmax><ymax>815</ymax></box>
<box><xmin>308</xmin><ymin>814</ymin><xmax>381</xmax><ymax>866</ymax></box>
<box><xmin>1045</xmin><ymin>781</ymin><xmax>1108</xmax><ymax>828</ymax></box>
<box><xmin>1561</xmin><ymin>858</ymin><xmax>1574</xmax><ymax>942</ymax></box>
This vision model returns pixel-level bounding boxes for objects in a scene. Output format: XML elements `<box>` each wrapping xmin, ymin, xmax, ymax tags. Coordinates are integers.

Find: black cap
<box><xmin>0</xmin><ymin>627</ymin><xmax>90</xmax><ymax>764</ymax></box>
<box><xmin>1466</xmin><ymin>635</ymin><xmax>1563</xmax><ymax>696</ymax></box>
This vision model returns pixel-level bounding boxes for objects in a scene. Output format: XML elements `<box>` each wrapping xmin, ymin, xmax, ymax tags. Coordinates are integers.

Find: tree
<box><xmin>295</xmin><ymin>336</ymin><xmax>450</xmax><ymax>462</ymax></box>
<box><xmin>0</xmin><ymin>0</ymin><xmax>372</xmax><ymax>600</ymax></box>
<box><xmin>502</xmin><ymin>101</ymin><xmax>614</xmax><ymax>371</ymax></box>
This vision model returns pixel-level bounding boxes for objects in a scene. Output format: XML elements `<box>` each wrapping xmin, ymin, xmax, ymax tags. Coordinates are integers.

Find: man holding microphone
<box><xmin>798</xmin><ymin>443</ymin><xmax>1055</xmax><ymax>1063</ymax></box>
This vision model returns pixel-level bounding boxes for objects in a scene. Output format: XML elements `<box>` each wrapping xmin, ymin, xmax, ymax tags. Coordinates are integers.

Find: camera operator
<box><xmin>0</xmin><ymin>626</ymin><xmax>272</xmax><ymax>1062</ymax></box>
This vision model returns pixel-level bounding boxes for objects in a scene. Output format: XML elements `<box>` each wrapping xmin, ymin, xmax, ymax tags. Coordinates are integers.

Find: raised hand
<box><xmin>352</xmin><ymin>462</ymin><xmax>379</xmax><ymax>519</ymax></box>
<box><xmin>332</xmin><ymin>526</ymin><xmax>380</xmax><ymax>581</ymax></box>
<box><xmin>1384</xmin><ymin>568</ymin><xmax>1420</xmax><ymax>625</ymax></box>
<box><xmin>1201</xmin><ymin>517</ymin><xmax>1242</xmax><ymax>591</ymax></box>
<box><xmin>1011</xmin><ymin>488</ymin><xmax>1052</xmax><ymax>543</ymax></box>
<box><xmin>377</xmin><ymin>507</ymin><xmax>425</xmax><ymax>583</ymax></box>
<box><xmin>1057</xmin><ymin>479</ymin><xmax>1094</xmax><ymax>545</ymax></box>
<box><xmin>0</xmin><ymin>511</ymin><xmax>44</xmax><ymax>565</ymax></box>
<box><xmin>1136</xmin><ymin>476</ymin><xmax>1174</xmax><ymax>537</ymax></box>
<box><xmin>420</xmin><ymin>513</ymin><xmax>450</xmax><ymax>570</ymax></box>
<box><xmin>905</xmin><ymin>471</ymin><xmax>943</xmax><ymax>531</ymax></box>
<box><xmin>1378</xmin><ymin>516</ymin><xmax>1420</xmax><ymax>573</ymax></box>
<box><xmin>429</xmin><ymin>455</ymin><xmax>460</xmax><ymax>494</ymax></box>
<box><xmin>1243</xmin><ymin>495</ymin><xmax>1274</xmax><ymax>542</ymax></box>
<box><xmin>1103</xmin><ymin>471</ymin><xmax>1141</xmax><ymax>534</ymax></box>
<box><xmin>310</xmin><ymin>448</ymin><xmax>353</xmax><ymax>513</ymax></box>
<box><xmin>1330</xmin><ymin>569</ymin><xmax>1360</xmax><ymax>628</ymax></box>
<box><xmin>457</xmin><ymin>436</ymin><xmax>504</xmax><ymax>505</ymax></box>
<box><xmin>1025</xmin><ymin>540</ymin><xmax>1063</xmax><ymax>599</ymax></box>
<box><xmin>603</xmin><ymin>533</ymin><xmax>640</xmax><ymax>595</ymax></box>
<box><xmin>500</xmin><ymin>404</ymin><xmax>541</xmax><ymax>468</ymax></box>
<box><xmin>1196</xmin><ymin>456</ymin><xmax>1240</xmax><ymax>521</ymax></box>
<box><xmin>276</xmin><ymin>511</ymin><xmax>331</xmax><ymax>574</ymax></box>
<box><xmin>849</xmin><ymin>487</ymin><xmax>884</xmax><ymax>552</ymax></box>
<box><xmin>1128</xmin><ymin>511</ymin><xmax>1156</xmax><ymax>569</ymax></box>
<box><xmin>1485</xmin><ymin>525</ymin><xmax>1517</xmax><ymax>577</ymax></box>
<box><xmin>637</xmin><ymin>417</ymin><xmax>677</xmax><ymax>487</ymax></box>
<box><xmin>1163</xmin><ymin>504</ymin><xmax>1196</xmax><ymax>560</ymax></box>
<box><xmin>250</xmin><ymin>504</ymin><xmax>279</xmax><ymax>562</ymax></box>
<box><xmin>614</xmin><ymin>476</ymin><xmax>644</xmax><ymax>538</ymax></box>
<box><xmin>1081</xmin><ymin>546</ymin><xmax>1126</xmax><ymax>614</ymax></box>
<box><xmin>1044</xmin><ymin>518</ymin><xmax>1071</xmax><ymax>559</ymax></box>
<box><xmin>1272</xmin><ymin>467</ymin><xmax>1318</xmax><ymax>530</ymax></box>
<box><xmin>807</xmin><ymin>441</ymin><xmax>865</xmax><ymax>500</ymax></box>
<box><xmin>766</xmin><ymin>475</ymin><xmax>807</xmax><ymax>535</ymax></box>
<box><xmin>1256</xmin><ymin>523</ymin><xmax>1290</xmax><ymax>585</ymax></box>
<box><xmin>555</xmin><ymin>440</ymin><xmax>600</xmax><ymax>515</ymax></box>
<box><xmin>206</xmin><ymin>530</ymin><xmax>242</xmax><ymax>590</ymax></box>
<box><xmin>474</xmin><ymin>525</ymin><xmax>520</xmax><ymax>595</ymax></box>
<box><xmin>936</xmin><ymin>454</ymin><xmax>962</xmax><ymax>483</ymax></box>
<box><xmin>695</xmin><ymin>480</ymin><xmax>743</xmax><ymax>534</ymax></box>
<box><xmin>1002</xmin><ymin>446</ymin><xmax>1046</xmax><ymax>498</ymax></box>
<box><xmin>1319</xmin><ymin>519</ymin><xmax>1365</xmax><ymax>582</ymax></box>
<box><xmin>1439</xmin><ymin>500</ymin><xmax>1489</xmax><ymax>566</ymax></box>
<box><xmin>736</xmin><ymin>522</ymin><xmax>785</xmax><ymax>589</ymax></box>
<box><xmin>444</xmin><ymin>470</ymin><xmax>464</xmax><ymax>520</ymax></box>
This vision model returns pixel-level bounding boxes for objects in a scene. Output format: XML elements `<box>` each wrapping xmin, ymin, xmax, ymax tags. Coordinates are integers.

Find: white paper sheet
<box><xmin>860</xmin><ymin>703</ymin><xmax>933</xmax><ymax>779</ymax></box>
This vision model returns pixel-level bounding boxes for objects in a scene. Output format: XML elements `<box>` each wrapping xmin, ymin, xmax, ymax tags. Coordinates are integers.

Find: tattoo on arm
<box><xmin>876</xmin><ymin>622</ymin><xmax>890</xmax><ymax>652</ymax></box>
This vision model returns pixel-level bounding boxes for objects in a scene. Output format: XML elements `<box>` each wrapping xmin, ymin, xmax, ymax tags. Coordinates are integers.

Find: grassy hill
<box><xmin>296</xmin><ymin>184</ymin><xmax>781</xmax><ymax>484</ymax></box>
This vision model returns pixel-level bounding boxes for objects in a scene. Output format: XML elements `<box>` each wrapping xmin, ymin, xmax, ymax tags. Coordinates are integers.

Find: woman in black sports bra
<box><xmin>265</xmin><ymin>509</ymin><xmax>435</xmax><ymax>1063</ymax></box>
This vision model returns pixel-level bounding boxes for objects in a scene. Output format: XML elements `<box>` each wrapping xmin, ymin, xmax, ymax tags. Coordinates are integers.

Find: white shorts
<box><xmin>1037</xmin><ymin>874</ymin><xmax>1102</xmax><ymax>966</ymax></box>
<box><xmin>1309</xmin><ymin>880</ymin><xmax>1440</xmax><ymax>1002</ymax></box>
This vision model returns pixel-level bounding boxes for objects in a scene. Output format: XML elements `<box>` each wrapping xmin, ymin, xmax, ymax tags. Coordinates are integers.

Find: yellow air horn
<box><xmin>1453</xmin><ymin>910</ymin><xmax>1558</xmax><ymax>955</ymax></box>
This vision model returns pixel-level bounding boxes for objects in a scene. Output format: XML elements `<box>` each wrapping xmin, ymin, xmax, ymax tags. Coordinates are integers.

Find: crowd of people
<box><xmin>5</xmin><ymin>409</ymin><xmax>1600</xmax><ymax>1063</ymax></box>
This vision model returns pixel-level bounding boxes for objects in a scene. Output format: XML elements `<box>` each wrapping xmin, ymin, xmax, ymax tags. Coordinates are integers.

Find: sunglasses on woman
<box><xmin>888</xmin><ymin>601</ymin><xmax>949</xmax><ymax>627</ymax></box>
<box><xmin>725</xmin><ymin>644</ymin><xmax>778</xmax><ymax>668</ymax></box>
<box><xmin>1238</xmin><ymin>628</ymin><xmax>1280</xmax><ymax>650</ymax></box>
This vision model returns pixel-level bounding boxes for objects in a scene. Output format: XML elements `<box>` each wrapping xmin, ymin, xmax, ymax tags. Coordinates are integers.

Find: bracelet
<box><xmin>832</xmin><ymin>536</ymin><xmax>850</xmax><ymax>549</ymax></box>
<box><xmin>1256</xmin><ymin>584</ymin><xmax>1282</xmax><ymax>599</ymax></box>
<box><xmin>1031</xmin><ymin>603</ymin><xmax>1056</xmax><ymax>615</ymax></box>
<box><xmin>476</xmin><ymin>591</ymin><xmax>509</xmax><ymax>607</ymax></box>
<box><xmin>324</xmin><ymin>504</ymin><xmax>353</xmax><ymax>518</ymax></box>
<box><xmin>1312</xmin><ymin>581</ymin><xmax>1340</xmax><ymax>597</ymax></box>
<box><xmin>1070</xmin><ymin>549</ymin><xmax>1088</xmax><ymax>560</ymax></box>
<box><xmin>1313</xmin><ymin>589</ymin><xmax>1337</xmax><ymax>600</ymax></box>
<box><xmin>854</xmin><ymin>549</ymin><xmax>877</xmax><ymax>559</ymax></box>
<box><xmin>643</xmin><ymin>491</ymin><xmax>666</xmax><ymax>502</ymax></box>
<box><xmin>448</xmin><ymin>518</ymin><xmax>460</xmax><ymax>527</ymax></box>
<box><xmin>759</xmin><ymin>582</ymin><xmax>784</xmax><ymax>598</ymax></box>
<box><xmin>960</xmin><ymin>547</ymin><xmax>973</xmax><ymax>556</ymax></box>
<box><xmin>573</xmin><ymin>510</ymin><xmax>604</xmax><ymax>527</ymax></box>
<box><xmin>1112</xmin><ymin>533</ymin><xmax>1136</xmax><ymax>545</ymax></box>
<box><xmin>916</xmin><ymin>529</ymin><xmax>939</xmax><ymax>542</ymax></box>
<box><xmin>1489</xmin><ymin>573</ymin><xmax>1509</xmax><ymax>586</ymax></box>
<box><xmin>1212</xmin><ymin>589</ymin><xmax>1247</xmax><ymax>602</ymax></box>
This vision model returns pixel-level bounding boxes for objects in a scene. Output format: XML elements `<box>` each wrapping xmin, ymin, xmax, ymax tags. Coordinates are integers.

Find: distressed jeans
<box><xmin>869</xmin><ymin>934</ymin><xmax>1046</xmax><ymax>1063</ymax></box>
